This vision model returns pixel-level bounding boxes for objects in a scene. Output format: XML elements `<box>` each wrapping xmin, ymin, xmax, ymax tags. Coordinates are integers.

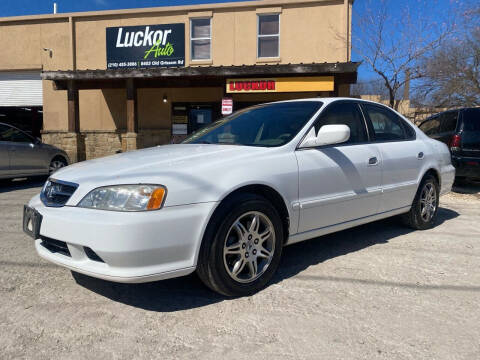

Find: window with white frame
<box><xmin>257</xmin><ymin>14</ymin><xmax>280</xmax><ymax>58</ymax></box>
<box><xmin>191</xmin><ymin>18</ymin><xmax>211</xmax><ymax>60</ymax></box>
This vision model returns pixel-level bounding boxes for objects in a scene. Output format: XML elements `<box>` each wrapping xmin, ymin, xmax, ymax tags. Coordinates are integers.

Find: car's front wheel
<box><xmin>197</xmin><ymin>194</ymin><xmax>284</xmax><ymax>297</ymax></box>
<box><xmin>401</xmin><ymin>174</ymin><xmax>439</xmax><ymax>230</ymax></box>
<box><xmin>49</xmin><ymin>156</ymin><xmax>68</xmax><ymax>175</ymax></box>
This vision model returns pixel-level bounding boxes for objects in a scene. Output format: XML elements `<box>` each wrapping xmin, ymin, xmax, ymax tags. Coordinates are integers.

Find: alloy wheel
<box><xmin>223</xmin><ymin>211</ymin><xmax>276</xmax><ymax>284</ymax></box>
<box><xmin>49</xmin><ymin>160</ymin><xmax>66</xmax><ymax>174</ymax></box>
<box><xmin>420</xmin><ymin>182</ymin><xmax>437</xmax><ymax>222</ymax></box>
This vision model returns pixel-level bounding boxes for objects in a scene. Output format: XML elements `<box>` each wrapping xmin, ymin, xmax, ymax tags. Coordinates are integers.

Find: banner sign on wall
<box><xmin>106</xmin><ymin>23</ymin><xmax>185</xmax><ymax>69</ymax></box>
<box><xmin>226</xmin><ymin>76</ymin><xmax>335</xmax><ymax>93</ymax></box>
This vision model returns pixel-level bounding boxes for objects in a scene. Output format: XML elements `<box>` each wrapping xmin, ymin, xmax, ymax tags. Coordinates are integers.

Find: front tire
<box><xmin>197</xmin><ymin>194</ymin><xmax>284</xmax><ymax>297</ymax></box>
<box><xmin>49</xmin><ymin>156</ymin><xmax>68</xmax><ymax>175</ymax></box>
<box><xmin>401</xmin><ymin>174</ymin><xmax>439</xmax><ymax>230</ymax></box>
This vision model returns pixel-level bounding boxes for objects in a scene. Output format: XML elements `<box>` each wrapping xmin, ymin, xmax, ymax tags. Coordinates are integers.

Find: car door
<box><xmin>0</xmin><ymin>124</ymin><xmax>12</xmax><ymax>177</ymax></box>
<box><xmin>4</xmin><ymin>125</ymin><xmax>47</xmax><ymax>175</ymax></box>
<box><xmin>361</xmin><ymin>103</ymin><xmax>425</xmax><ymax>213</ymax></box>
<box><xmin>296</xmin><ymin>101</ymin><xmax>382</xmax><ymax>233</ymax></box>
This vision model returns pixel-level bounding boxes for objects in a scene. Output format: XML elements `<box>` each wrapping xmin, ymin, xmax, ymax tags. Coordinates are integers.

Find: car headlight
<box><xmin>78</xmin><ymin>184</ymin><xmax>167</xmax><ymax>212</ymax></box>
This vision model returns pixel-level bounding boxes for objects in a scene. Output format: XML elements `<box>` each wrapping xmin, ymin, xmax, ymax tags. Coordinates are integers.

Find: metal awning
<box><xmin>42</xmin><ymin>62</ymin><xmax>360</xmax><ymax>90</ymax></box>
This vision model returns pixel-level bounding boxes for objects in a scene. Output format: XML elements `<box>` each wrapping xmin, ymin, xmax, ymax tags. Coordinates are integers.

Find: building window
<box><xmin>257</xmin><ymin>14</ymin><xmax>280</xmax><ymax>58</ymax></box>
<box><xmin>191</xmin><ymin>18</ymin><xmax>211</xmax><ymax>60</ymax></box>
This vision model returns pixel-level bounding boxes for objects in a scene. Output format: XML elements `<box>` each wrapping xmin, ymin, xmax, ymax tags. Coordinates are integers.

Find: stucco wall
<box><xmin>0</xmin><ymin>0</ymin><xmax>350</xmax><ymax>136</ymax></box>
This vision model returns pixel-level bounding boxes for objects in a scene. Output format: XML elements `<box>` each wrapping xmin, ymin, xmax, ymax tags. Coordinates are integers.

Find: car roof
<box><xmin>424</xmin><ymin>107</ymin><xmax>480</xmax><ymax>120</ymax></box>
<box><xmin>262</xmin><ymin>97</ymin><xmax>394</xmax><ymax>107</ymax></box>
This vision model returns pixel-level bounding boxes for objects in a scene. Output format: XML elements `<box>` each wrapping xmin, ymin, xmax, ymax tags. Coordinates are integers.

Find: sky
<box><xmin>0</xmin><ymin>0</ymin><xmax>469</xmax><ymax>81</ymax></box>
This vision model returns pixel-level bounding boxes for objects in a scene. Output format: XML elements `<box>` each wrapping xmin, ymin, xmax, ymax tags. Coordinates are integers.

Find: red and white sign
<box><xmin>222</xmin><ymin>97</ymin><xmax>233</xmax><ymax>115</ymax></box>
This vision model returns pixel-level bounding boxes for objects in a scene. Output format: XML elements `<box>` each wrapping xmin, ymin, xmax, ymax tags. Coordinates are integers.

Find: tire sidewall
<box><xmin>205</xmin><ymin>195</ymin><xmax>284</xmax><ymax>296</ymax></box>
<box><xmin>413</xmin><ymin>175</ymin><xmax>440</xmax><ymax>230</ymax></box>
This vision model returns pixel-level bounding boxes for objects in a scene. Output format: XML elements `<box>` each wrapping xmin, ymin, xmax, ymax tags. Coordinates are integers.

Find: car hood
<box><xmin>52</xmin><ymin>144</ymin><xmax>271</xmax><ymax>206</ymax></box>
<box><xmin>56</xmin><ymin>144</ymin><xmax>266</xmax><ymax>182</ymax></box>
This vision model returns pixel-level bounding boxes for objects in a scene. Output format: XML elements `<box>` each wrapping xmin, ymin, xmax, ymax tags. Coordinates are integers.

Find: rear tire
<box><xmin>401</xmin><ymin>174</ymin><xmax>439</xmax><ymax>230</ymax></box>
<box><xmin>197</xmin><ymin>193</ymin><xmax>284</xmax><ymax>297</ymax></box>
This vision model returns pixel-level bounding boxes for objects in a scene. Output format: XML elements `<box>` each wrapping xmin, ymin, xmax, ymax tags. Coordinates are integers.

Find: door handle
<box><xmin>368</xmin><ymin>157</ymin><xmax>379</xmax><ymax>166</ymax></box>
<box><xmin>417</xmin><ymin>152</ymin><xmax>424</xmax><ymax>160</ymax></box>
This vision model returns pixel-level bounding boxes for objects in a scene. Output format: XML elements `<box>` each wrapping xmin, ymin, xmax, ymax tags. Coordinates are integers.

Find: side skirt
<box><xmin>286</xmin><ymin>206</ymin><xmax>411</xmax><ymax>246</ymax></box>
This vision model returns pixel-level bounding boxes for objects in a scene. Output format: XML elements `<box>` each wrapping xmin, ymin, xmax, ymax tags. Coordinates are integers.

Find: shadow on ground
<box><xmin>73</xmin><ymin>206</ymin><xmax>459</xmax><ymax>312</ymax></box>
<box><xmin>0</xmin><ymin>177</ymin><xmax>46</xmax><ymax>194</ymax></box>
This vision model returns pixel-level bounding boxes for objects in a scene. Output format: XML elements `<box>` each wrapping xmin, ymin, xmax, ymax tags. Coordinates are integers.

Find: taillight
<box><xmin>448</xmin><ymin>134</ymin><xmax>461</xmax><ymax>151</ymax></box>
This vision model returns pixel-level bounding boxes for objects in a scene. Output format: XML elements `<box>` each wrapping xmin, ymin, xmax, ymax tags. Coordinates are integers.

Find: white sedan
<box><xmin>23</xmin><ymin>98</ymin><xmax>455</xmax><ymax>296</ymax></box>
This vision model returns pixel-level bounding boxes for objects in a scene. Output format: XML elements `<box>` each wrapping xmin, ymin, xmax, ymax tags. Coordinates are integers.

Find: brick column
<box><xmin>66</xmin><ymin>80</ymin><xmax>83</xmax><ymax>162</ymax></box>
<box><xmin>122</xmin><ymin>79</ymin><xmax>141</xmax><ymax>152</ymax></box>
<box><xmin>121</xmin><ymin>132</ymin><xmax>142</xmax><ymax>152</ymax></box>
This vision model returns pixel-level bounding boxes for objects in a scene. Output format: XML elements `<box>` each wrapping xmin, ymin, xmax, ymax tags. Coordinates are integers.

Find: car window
<box><xmin>0</xmin><ymin>125</ymin><xmax>32</xmax><ymax>143</ymax></box>
<box><xmin>403</xmin><ymin>120</ymin><xmax>416</xmax><ymax>139</ymax></box>
<box><xmin>462</xmin><ymin>108</ymin><xmax>480</xmax><ymax>131</ymax></box>
<box><xmin>419</xmin><ymin>116</ymin><xmax>441</xmax><ymax>135</ymax></box>
<box><xmin>183</xmin><ymin>101</ymin><xmax>323</xmax><ymax>147</ymax></box>
<box><xmin>363</xmin><ymin>104</ymin><xmax>406</xmax><ymax>141</ymax></box>
<box><xmin>10</xmin><ymin>127</ymin><xmax>33</xmax><ymax>143</ymax></box>
<box><xmin>439</xmin><ymin>111</ymin><xmax>458</xmax><ymax>133</ymax></box>
<box><xmin>314</xmin><ymin>102</ymin><xmax>368</xmax><ymax>144</ymax></box>
<box><xmin>0</xmin><ymin>124</ymin><xmax>11</xmax><ymax>141</ymax></box>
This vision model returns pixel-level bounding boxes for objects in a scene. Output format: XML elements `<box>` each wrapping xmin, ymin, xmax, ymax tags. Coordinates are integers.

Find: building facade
<box><xmin>0</xmin><ymin>0</ymin><xmax>356</xmax><ymax>162</ymax></box>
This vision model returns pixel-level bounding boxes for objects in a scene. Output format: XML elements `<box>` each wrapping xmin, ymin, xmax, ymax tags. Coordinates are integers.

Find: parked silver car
<box><xmin>0</xmin><ymin>122</ymin><xmax>69</xmax><ymax>180</ymax></box>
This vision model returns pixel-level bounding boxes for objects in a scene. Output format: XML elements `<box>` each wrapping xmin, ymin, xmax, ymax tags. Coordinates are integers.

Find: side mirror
<box><xmin>299</xmin><ymin>124</ymin><xmax>350</xmax><ymax>148</ymax></box>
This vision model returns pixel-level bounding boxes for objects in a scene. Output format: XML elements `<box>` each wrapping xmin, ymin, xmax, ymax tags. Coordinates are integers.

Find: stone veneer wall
<box><xmin>42</xmin><ymin>129</ymin><xmax>171</xmax><ymax>163</ymax></box>
<box><xmin>41</xmin><ymin>132</ymin><xmax>82</xmax><ymax>163</ymax></box>
<box><xmin>82</xmin><ymin>131</ymin><xmax>123</xmax><ymax>159</ymax></box>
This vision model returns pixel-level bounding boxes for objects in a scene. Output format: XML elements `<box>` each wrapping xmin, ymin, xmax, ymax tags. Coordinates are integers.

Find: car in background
<box><xmin>24</xmin><ymin>98</ymin><xmax>454</xmax><ymax>296</ymax></box>
<box><xmin>0</xmin><ymin>122</ymin><xmax>69</xmax><ymax>180</ymax></box>
<box><xmin>419</xmin><ymin>108</ymin><xmax>480</xmax><ymax>181</ymax></box>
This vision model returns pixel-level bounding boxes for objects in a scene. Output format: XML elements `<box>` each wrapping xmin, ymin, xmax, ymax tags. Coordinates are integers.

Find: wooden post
<box><xmin>126</xmin><ymin>78</ymin><xmax>138</xmax><ymax>133</ymax></box>
<box><xmin>67</xmin><ymin>80</ymin><xmax>79</xmax><ymax>133</ymax></box>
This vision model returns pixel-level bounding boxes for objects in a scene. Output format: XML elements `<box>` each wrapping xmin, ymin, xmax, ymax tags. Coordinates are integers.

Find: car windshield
<box><xmin>183</xmin><ymin>101</ymin><xmax>323</xmax><ymax>147</ymax></box>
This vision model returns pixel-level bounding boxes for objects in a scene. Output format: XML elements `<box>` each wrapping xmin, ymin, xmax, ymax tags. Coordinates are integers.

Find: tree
<box><xmin>414</xmin><ymin>6</ymin><xmax>480</xmax><ymax>108</ymax></box>
<box><xmin>352</xmin><ymin>0</ymin><xmax>455</xmax><ymax>110</ymax></box>
<box><xmin>350</xmin><ymin>79</ymin><xmax>404</xmax><ymax>100</ymax></box>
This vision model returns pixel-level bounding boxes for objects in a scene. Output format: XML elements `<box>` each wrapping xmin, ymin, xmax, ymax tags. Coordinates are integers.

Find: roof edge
<box><xmin>0</xmin><ymin>0</ymin><xmax>342</xmax><ymax>24</ymax></box>
<box><xmin>42</xmin><ymin>62</ymin><xmax>360</xmax><ymax>81</ymax></box>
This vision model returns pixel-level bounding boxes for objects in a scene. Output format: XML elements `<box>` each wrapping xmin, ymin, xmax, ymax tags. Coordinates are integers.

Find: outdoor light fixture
<box><xmin>43</xmin><ymin>48</ymin><xmax>53</xmax><ymax>58</ymax></box>
<box><xmin>163</xmin><ymin>95</ymin><xmax>168</xmax><ymax>103</ymax></box>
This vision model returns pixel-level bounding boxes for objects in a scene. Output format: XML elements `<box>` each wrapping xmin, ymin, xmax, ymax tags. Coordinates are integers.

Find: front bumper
<box><xmin>27</xmin><ymin>195</ymin><xmax>217</xmax><ymax>283</ymax></box>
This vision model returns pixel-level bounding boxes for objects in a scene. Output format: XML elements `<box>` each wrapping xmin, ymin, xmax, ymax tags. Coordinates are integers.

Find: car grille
<box><xmin>40</xmin><ymin>237</ymin><xmax>71</xmax><ymax>257</ymax></box>
<box><xmin>40</xmin><ymin>179</ymin><xmax>78</xmax><ymax>207</ymax></box>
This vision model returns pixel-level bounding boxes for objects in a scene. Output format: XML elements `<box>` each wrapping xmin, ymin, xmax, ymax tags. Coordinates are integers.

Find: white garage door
<box><xmin>0</xmin><ymin>71</ymin><xmax>43</xmax><ymax>107</ymax></box>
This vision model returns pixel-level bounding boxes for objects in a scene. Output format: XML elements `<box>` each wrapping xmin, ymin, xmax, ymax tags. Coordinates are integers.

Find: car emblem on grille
<box><xmin>40</xmin><ymin>179</ymin><xmax>79</xmax><ymax>208</ymax></box>
<box><xmin>46</xmin><ymin>183</ymin><xmax>55</xmax><ymax>198</ymax></box>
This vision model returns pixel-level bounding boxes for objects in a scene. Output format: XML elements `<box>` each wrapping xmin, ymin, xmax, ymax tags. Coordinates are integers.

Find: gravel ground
<box><xmin>0</xmin><ymin>177</ymin><xmax>479</xmax><ymax>360</ymax></box>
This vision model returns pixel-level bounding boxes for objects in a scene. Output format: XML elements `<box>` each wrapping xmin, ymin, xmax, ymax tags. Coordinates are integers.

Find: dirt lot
<box><xmin>0</xmin><ymin>178</ymin><xmax>479</xmax><ymax>360</ymax></box>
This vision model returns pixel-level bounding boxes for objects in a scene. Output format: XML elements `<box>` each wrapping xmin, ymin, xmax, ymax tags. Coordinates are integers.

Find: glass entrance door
<box><xmin>189</xmin><ymin>107</ymin><xmax>213</xmax><ymax>133</ymax></box>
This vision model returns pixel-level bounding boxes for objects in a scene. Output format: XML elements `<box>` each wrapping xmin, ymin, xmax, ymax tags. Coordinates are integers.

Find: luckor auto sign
<box><xmin>106</xmin><ymin>24</ymin><xmax>185</xmax><ymax>69</ymax></box>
